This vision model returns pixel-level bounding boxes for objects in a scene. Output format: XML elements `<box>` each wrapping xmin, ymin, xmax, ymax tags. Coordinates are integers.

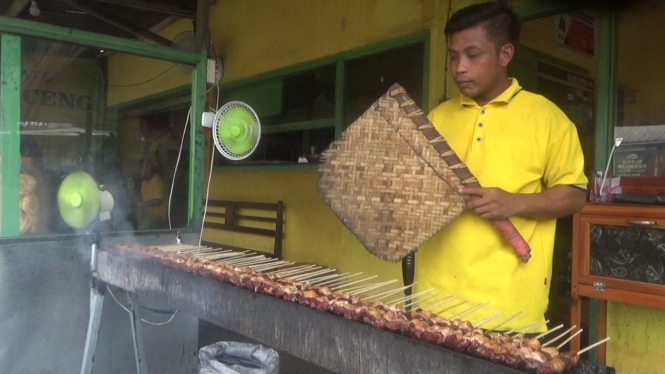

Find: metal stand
<box><xmin>128</xmin><ymin>292</ymin><xmax>148</xmax><ymax>374</ymax></box>
<box><xmin>80</xmin><ymin>237</ymin><xmax>148</xmax><ymax>374</ymax></box>
<box><xmin>80</xmin><ymin>279</ymin><xmax>106</xmax><ymax>374</ymax></box>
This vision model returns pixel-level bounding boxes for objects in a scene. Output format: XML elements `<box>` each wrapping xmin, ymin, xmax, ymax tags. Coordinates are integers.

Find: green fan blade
<box><xmin>57</xmin><ymin>172</ymin><xmax>100</xmax><ymax>229</ymax></box>
<box><xmin>218</xmin><ymin>107</ymin><xmax>257</xmax><ymax>155</ymax></box>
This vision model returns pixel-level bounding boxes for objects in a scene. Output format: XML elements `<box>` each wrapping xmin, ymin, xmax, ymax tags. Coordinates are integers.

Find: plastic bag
<box><xmin>198</xmin><ymin>341</ymin><xmax>279</xmax><ymax>374</ymax></box>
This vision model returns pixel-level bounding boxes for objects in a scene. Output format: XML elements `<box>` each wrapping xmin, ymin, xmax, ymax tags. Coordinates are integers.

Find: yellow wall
<box><xmin>201</xmin><ymin>168</ymin><xmax>401</xmax><ymax>283</ymax></box>
<box><xmin>607</xmin><ymin>302</ymin><xmax>665</xmax><ymax>374</ymax></box>
<box><xmin>106</xmin><ymin>18</ymin><xmax>193</xmax><ymax>106</ymax></box>
<box><xmin>210</xmin><ymin>0</ymin><xmax>454</xmax><ymax>111</ymax></box>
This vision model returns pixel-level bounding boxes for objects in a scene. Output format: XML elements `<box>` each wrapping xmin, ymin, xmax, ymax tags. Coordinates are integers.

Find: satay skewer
<box><xmin>317</xmin><ymin>272</ymin><xmax>363</xmax><ymax>287</ymax></box>
<box><xmin>341</xmin><ymin>281</ymin><xmax>386</xmax><ymax>293</ymax></box>
<box><xmin>308</xmin><ymin>272</ymin><xmax>350</xmax><ymax>284</ymax></box>
<box><xmin>404</xmin><ymin>292</ymin><xmax>441</xmax><ymax>308</ymax></box>
<box><xmin>273</xmin><ymin>265</ymin><xmax>318</xmax><ymax>277</ymax></box>
<box><xmin>433</xmin><ymin>300</ymin><xmax>468</xmax><ymax>314</ymax></box>
<box><xmin>234</xmin><ymin>259</ymin><xmax>275</xmax><ymax>268</ymax></box>
<box><xmin>448</xmin><ymin>301</ymin><xmax>490</xmax><ymax>320</ymax></box>
<box><xmin>178</xmin><ymin>247</ymin><xmax>223</xmax><ymax>255</ymax></box>
<box><xmin>207</xmin><ymin>252</ymin><xmax>252</xmax><ymax>260</ymax></box>
<box><xmin>542</xmin><ymin>325</ymin><xmax>577</xmax><ymax>347</ymax></box>
<box><xmin>349</xmin><ymin>280</ymin><xmax>399</xmax><ymax>295</ymax></box>
<box><xmin>252</xmin><ymin>262</ymin><xmax>293</xmax><ymax>272</ymax></box>
<box><xmin>232</xmin><ymin>256</ymin><xmax>273</xmax><ymax>265</ymax></box>
<box><xmin>557</xmin><ymin>329</ymin><xmax>584</xmax><ymax>350</ymax></box>
<box><xmin>227</xmin><ymin>257</ymin><xmax>269</xmax><ymax>266</ymax></box>
<box><xmin>328</xmin><ymin>272</ymin><xmax>374</xmax><ymax>292</ymax></box>
<box><xmin>290</xmin><ymin>269</ymin><xmax>336</xmax><ymax>281</ymax></box>
<box><xmin>272</xmin><ymin>264</ymin><xmax>315</xmax><ymax>274</ymax></box>
<box><xmin>386</xmin><ymin>288</ymin><xmax>435</xmax><ymax>306</ymax></box>
<box><xmin>420</xmin><ymin>295</ymin><xmax>458</xmax><ymax>310</ymax></box>
<box><xmin>183</xmin><ymin>247</ymin><xmax>226</xmax><ymax>255</ymax></box>
<box><xmin>331</xmin><ymin>275</ymin><xmax>379</xmax><ymax>291</ymax></box>
<box><xmin>199</xmin><ymin>252</ymin><xmax>245</xmax><ymax>260</ymax></box>
<box><xmin>472</xmin><ymin>312</ymin><xmax>502</xmax><ymax>328</ymax></box>
<box><xmin>224</xmin><ymin>255</ymin><xmax>266</xmax><ymax>265</ymax></box>
<box><xmin>250</xmin><ymin>261</ymin><xmax>290</xmax><ymax>270</ymax></box>
<box><xmin>577</xmin><ymin>337</ymin><xmax>611</xmax><ymax>355</ymax></box>
<box><xmin>520</xmin><ymin>319</ymin><xmax>550</xmax><ymax>335</ymax></box>
<box><xmin>385</xmin><ymin>288</ymin><xmax>433</xmax><ymax>305</ymax></box>
<box><xmin>278</xmin><ymin>266</ymin><xmax>324</xmax><ymax>278</ymax></box>
<box><xmin>210</xmin><ymin>250</ymin><xmax>251</xmax><ymax>258</ymax></box>
<box><xmin>161</xmin><ymin>245</ymin><xmax>207</xmax><ymax>253</ymax></box>
<box><xmin>489</xmin><ymin>311</ymin><xmax>522</xmax><ymax>332</ymax></box>
<box><xmin>505</xmin><ymin>321</ymin><xmax>538</xmax><ymax>335</ymax></box>
<box><xmin>363</xmin><ymin>283</ymin><xmax>416</xmax><ymax>301</ymax></box>
<box><xmin>533</xmin><ymin>324</ymin><xmax>564</xmax><ymax>340</ymax></box>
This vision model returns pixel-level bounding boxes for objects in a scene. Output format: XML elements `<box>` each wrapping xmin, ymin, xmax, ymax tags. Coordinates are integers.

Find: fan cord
<box><xmin>168</xmin><ymin>106</ymin><xmax>191</xmax><ymax>230</ymax></box>
<box><xmin>168</xmin><ymin>85</ymin><xmax>217</xmax><ymax>230</ymax></box>
<box><xmin>199</xmin><ymin>82</ymin><xmax>221</xmax><ymax>246</ymax></box>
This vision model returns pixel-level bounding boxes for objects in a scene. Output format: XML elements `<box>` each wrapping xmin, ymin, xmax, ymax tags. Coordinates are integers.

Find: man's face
<box><xmin>448</xmin><ymin>24</ymin><xmax>512</xmax><ymax>106</ymax></box>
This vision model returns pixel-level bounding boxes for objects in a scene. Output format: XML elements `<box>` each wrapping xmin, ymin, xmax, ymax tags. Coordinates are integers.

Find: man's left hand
<box><xmin>458</xmin><ymin>186</ymin><xmax>523</xmax><ymax>221</ymax></box>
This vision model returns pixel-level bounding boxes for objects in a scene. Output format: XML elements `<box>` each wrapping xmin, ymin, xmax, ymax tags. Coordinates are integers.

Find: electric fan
<box><xmin>57</xmin><ymin>171</ymin><xmax>114</xmax><ymax>229</ymax></box>
<box><xmin>201</xmin><ymin>101</ymin><xmax>261</xmax><ymax>160</ymax></box>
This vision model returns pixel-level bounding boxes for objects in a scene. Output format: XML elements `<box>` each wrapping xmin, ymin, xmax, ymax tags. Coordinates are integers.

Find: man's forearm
<box><xmin>516</xmin><ymin>185</ymin><xmax>586</xmax><ymax>220</ymax></box>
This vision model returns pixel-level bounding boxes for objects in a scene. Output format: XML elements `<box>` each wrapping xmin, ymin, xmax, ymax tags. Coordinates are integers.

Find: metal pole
<box><xmin>128</xmin><ymin>292</ymin><xmax>148</xmax><ymax>374</ymax></box>
<box><xmin>81</xmin><ymin>239</ymin><xmax>106</xmax><ymax>374</ymax></box>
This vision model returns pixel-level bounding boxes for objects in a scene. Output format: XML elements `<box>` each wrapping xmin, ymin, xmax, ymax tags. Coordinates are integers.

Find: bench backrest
<box><xmin>202</xmin><ymin>200</ymin><xmax>284</xmax><ymax>259</ymax></box>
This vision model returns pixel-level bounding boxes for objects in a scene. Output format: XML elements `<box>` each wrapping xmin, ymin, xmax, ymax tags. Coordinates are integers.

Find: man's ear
<box><xmin>499</xmin><ymin>43</ymin><xmax>514</xmax><ymax>68</ymax></box>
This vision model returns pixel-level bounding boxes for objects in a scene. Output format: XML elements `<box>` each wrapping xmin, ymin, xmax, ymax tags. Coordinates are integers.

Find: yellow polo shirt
<box><xmin>415</xmin><ymin>79</ymin><xmax>587</xmax><ymax>332</ymax></box>
<box><xmin>141</xmin><ymin>174</ymin><xmax>167</xmax><ymax>219</ymax></box>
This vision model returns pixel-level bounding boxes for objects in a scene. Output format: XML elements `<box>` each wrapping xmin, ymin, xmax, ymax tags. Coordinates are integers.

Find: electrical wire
<box><xmin>168</xmin><ymin>85</ymin><xmax>218</xmax><ymax>229</ymax></box>
<box><xmin>107</xmin><ymin>65</ymin><xmax>178</xmax><ymax>88</ymax></box>
<box><xmin>199</xmin><ymin>82</ymin><xmax>220</xmax><ymax>246</ymax></box>
<box><xmin>168</xmin><ymin>107</ymin><xmax>191</xmax><ymax>229</ymax></box>
<box><xmin>107</xmin><ymin>286</ymin><xmax>178</xmax><ymax>326</ymax></box>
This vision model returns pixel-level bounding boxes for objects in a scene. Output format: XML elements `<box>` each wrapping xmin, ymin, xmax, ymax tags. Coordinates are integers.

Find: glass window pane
<box><xmin>344</xmin><ymin>43</ymin><xmax>424</xmax><ymax>128</ymax></box>
<box><xmin>613</xmin><ymin>3</ymin><xmax>665</xmax><ymax>177</ymax></box>
<box><xmin>16</xmin><ymin>36</ymin><xmax>193</xmax><ymax>236</ymax></box>
<box><xmin>222</xmin><ymin>64</ymin><xmax>336</xmax><ymax>128</ymax></box>
<box><xmin>617</xmin><ymin>3</ymin><xmax>665</xmax><ymax>127</ymax></box>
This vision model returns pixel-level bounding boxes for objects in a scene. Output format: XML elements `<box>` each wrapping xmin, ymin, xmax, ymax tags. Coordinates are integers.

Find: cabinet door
<box><xmin>577</xmin><ymin>214</ymin><xmax>665</xmax><ymax>297</ymax></box>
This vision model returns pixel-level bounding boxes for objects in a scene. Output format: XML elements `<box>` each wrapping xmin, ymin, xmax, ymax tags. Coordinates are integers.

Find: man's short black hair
<box><xmin>444</xmin><ymin>1</ymin><xmax>520</xmax><ymax>48</ymax></box>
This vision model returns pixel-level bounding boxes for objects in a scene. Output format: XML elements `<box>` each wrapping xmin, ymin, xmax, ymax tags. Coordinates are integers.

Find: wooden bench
<box><xmin>201</xmin><ymin>200</ymin><xmax>284</xmax><ymax>259</ymax></box>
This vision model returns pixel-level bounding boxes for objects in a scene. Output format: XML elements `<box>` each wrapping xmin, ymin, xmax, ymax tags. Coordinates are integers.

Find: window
<box><xmin>3</xmin><ymin>35</ymin><xmax>196</xmax><ymax>237</ymax></box>
<box><xmin>215</xmin><ymin>36</ymin><xmax>427</xmax><ymax>167</ymax></box>
<box><xmin>611</xmin><ymin>2</ymin><xmax>665</xmax><ymax>177</ymax></box>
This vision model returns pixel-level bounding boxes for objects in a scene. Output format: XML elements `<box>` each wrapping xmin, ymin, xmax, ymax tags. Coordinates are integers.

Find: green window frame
<box><xmin>0</xmin><ymin>16</ymin><xmax>207</xmax><ymax>238</ymax></box>
<box><xmin>213</xmin><ymin>31</ymin><xmax>430</xmax><ymax>172</ymax></box>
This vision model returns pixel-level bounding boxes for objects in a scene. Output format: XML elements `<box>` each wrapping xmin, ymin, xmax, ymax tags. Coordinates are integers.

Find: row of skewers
<box><xmin>108</xmin><ymin>244</ymin><xmax>610</xmax><ymax>374</ymax></box>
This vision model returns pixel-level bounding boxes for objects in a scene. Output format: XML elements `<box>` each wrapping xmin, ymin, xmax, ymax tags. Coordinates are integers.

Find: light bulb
<box><xmin>29</xmin><ymin>1</ymin><xmax>40</xmax><ymax>17</ymax></box>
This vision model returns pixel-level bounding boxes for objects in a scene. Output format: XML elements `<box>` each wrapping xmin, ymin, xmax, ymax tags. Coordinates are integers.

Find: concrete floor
<box><xmin>198</xmin><ymin>320</ymin><xmax>335</xmax><ymax>374</ymax></box>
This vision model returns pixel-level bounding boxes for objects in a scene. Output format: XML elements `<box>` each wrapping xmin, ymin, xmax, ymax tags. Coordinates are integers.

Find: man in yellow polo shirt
<box><xmin>415</xmin><ymin>2</ymin><xmax>587</xmax><ymax>332</ymax></box>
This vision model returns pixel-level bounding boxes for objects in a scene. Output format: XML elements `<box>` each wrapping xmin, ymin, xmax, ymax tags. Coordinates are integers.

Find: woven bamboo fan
<box><xmin>317</xmin><ymin>83</ymin><xmax>531</xmax><ymax>263</ymax></box>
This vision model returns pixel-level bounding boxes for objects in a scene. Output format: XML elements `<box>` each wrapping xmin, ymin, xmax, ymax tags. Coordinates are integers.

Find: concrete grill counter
<box><xmin>96</xmin><ymin>249</ymin><xmax>615</xmax><ymax>374</ymax></box>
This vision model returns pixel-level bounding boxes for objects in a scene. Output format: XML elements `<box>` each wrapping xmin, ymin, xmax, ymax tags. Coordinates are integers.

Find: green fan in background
<box><xmin>58</xmin><ymin>172</ymin><xmax>114</xmax><ymax>229</ymax></box>
<box><xmin>202</xmin><ymin>101</ymin><xmax>261</xmax><ymax>160</ymax></box>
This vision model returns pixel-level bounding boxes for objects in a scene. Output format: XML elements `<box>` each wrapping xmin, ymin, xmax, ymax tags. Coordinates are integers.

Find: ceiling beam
<box><xmin>3</xmin><ymin>0</ymin><xmax>31</xmax><ymax>17</ymax></box>
<box><xmin>91</xmin><ymin>0</ymin><xmax>195</xmax><ymax>19</ymax></box>
<box><xmin>63</xmin><ymin>0</ymin><xmax>174</xmax><ymax>47</ymax></box>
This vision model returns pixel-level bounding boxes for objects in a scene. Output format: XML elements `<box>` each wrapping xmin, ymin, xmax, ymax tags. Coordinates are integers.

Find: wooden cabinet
<box><xmin>571</xmin><ymin>203</ymin><xmax>665</xmax><ymax>364</ymax></box>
